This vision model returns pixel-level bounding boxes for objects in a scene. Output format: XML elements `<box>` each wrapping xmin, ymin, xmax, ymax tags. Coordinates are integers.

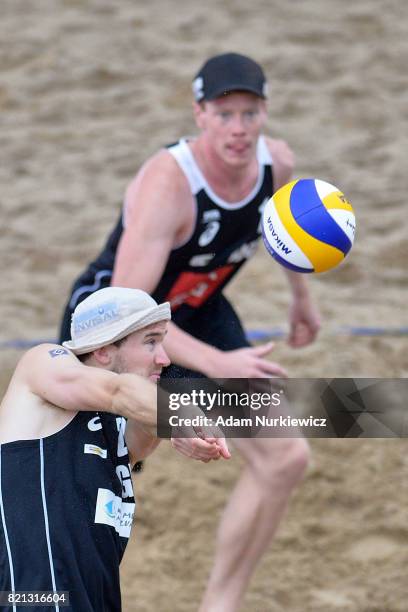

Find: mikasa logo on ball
<box><xmin>266</xmin><ymin>216</ymin><xmax>292</xmax><ymax>255</ymax></box>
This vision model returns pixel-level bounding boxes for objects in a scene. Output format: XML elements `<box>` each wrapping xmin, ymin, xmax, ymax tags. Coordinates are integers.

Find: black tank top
<box><xmin>0</xmin><ymin>411</ymin><xmax>135</xmax><ymax>612</ymax></box>
<box><xmin>69</xmin><ymin>137</ymin><xmax>274</xmax><ymax>324</ymax></box>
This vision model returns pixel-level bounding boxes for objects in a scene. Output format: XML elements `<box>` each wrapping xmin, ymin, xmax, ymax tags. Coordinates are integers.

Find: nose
<box><xmin>155</xmin><ymin>345</ymin><xmax>171</xmax><ymax>368</ymax></box>
<box><xmin>231</xmin><ymin>113</ymin><xmax>246</xmax><ymax>135</ymax></box>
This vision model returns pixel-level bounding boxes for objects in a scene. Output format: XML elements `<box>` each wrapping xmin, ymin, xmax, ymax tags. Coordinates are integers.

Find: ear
<box><xmin>92</xmin><ymin>345</ymin><xmax>115</xmax><ymax>367</ymax></box>
<box><xmin>193</xmin><ymin>101</ymin><xmax>206</xmax><ymax>130</ymax></box>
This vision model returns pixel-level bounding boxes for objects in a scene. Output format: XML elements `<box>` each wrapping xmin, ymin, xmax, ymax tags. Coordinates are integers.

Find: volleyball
<box><xmin>262</xmin><ymin>178</ymin><xmax>356</xmax><ymax>273</ymax></box>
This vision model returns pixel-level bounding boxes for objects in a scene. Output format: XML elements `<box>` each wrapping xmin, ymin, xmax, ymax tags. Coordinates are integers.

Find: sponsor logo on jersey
<box><xmin>189</xmin><ymin>253</ymin><xmax>215</xmax><ymax>267</ymax></box>
<box><xmin>94</xmin><ymin>488</ymin><xmax>135</xmax><ymax>539</ymax></box>
<box><xmin>227</xmin><ymin>240</ymin><xmax>258</xmax><ymax>264</ymax></box>
<box><xmin>87</xmin><ymin>416</ymin><xmax>128</xmax><ymax>458</ymax></box>
<box><xmin>166</xmin><ymin>265</ymin><xmax>235</xmax><ymax>310</ymax></box>
<box><xmin>198</xmin><ymin>210</ymin><xmax>221</xmax><ymax>247</ymax></box>
<box><xmin>198</xmin><ymin>222</ymin><xmax>221</xmax><ymax>247</ymax></box>
<box><xmin>115</xmin><ymin>417</ymin><xmax>128</xmax><ymax>458</ymax></box>
<box><xmin>116</xmin><ymin>464</ymin><xmax>134</xmax><ymax>498</ymax></box>
<box><xmin>84</xmin><ymin>444</ymin><xmax>107</xmax><ymax>459</ymax></box>
<box><xmin>105</xmin><ymin>500</ymin><xmax>116</xmax><ymax>519</ymax></box>
<box><xmin>87</xmin><ymin>416</ymin><xmax>102</xmax><ymax>431</ymax></box>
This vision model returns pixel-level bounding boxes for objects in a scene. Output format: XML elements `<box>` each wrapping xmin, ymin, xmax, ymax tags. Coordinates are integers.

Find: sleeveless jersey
<box><xmin>67</xmin><ymin>136</ymin><xmax>273</xmax><ymax>326</ymax></box>
<box><xmin>0</xmin><ymin>411</ymin><xmax>135</xmax><ymax>612</ymax></box>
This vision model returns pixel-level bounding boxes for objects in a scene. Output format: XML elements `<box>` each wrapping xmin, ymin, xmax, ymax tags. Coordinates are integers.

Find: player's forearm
<box><xmin>125</xmin><ymin>421</ymin><xmax>161</xmax><ymax>463</ymax></box>
<box><xmin>283</xmin><ymin>270</ymin><xmax>311</xmax><ymax>298</ymax></box>
<box><xmin>111</xmin><ymin>373</ymin><xmax>158</xmax><ymax>427</ymax></box>
<box><xmin>165</xmin><ymin>321</ymin><xmax>220</xmax><ymax>377</ymax></box>
<box><xmin>134</xmin><ymin>436</ymin><xmax>161</xmax><ymax>461</ymax></box>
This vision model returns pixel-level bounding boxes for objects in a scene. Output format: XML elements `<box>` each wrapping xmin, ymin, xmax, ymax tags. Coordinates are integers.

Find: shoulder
<box><xmin>20</xmin><ymin>343</ymin><xmax>77</xmax><ymax>364</ymax></box>
<box><xmin>264</xmin><ymin>136</ymin><xmax>295</xmax><ymax>171</ymax></box>
<box><xmin>16</xmin><ymin>344</ymin><xmax>78</xmax><ymax>381</ymax></box>
<box><xmin>0</xmin><ymin>344</ymin><xmax>79</xmax><ymax>443</ymax></box>
<box><xmin>3</xmin><ymin>344</ymin><xmax>81</xmax><ymax>415</ymax></box>
<box><xmin>263</xmin><ymin>136</ymin><xmax>295</xmax><ymax>190</ymax></box>
<box><xmin>126</xmin><ymin>147</ymin><xmax>191</xmax><ymax>203</ymax></box>
<box><xmin>122</xmin><ymin>147</ymin><xmax>194</xmax><ymax>238</ymax></box>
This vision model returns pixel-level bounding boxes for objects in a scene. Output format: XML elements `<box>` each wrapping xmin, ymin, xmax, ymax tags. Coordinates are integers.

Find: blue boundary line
<box><xmin>1</xmin><ymin>327</ymin><xmax>407</xmax><ymax>350</ymax></box>
<box><xmin>247</xmin><ymin>327</ymin><xmax>408</xmax><ymax>341</ymax></box>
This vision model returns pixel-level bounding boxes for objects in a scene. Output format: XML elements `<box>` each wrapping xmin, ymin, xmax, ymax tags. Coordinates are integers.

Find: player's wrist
<box><xmin>290</xmin><ymin>278</ymin><xmax>311</xmax><ymax>300</ymax></box>
<box><xmin>292</xmin><ymin>290</ymin><xmax>311</xmax><ymax>302</ymax></box>
<box><xmin>282</xmin><ymin>269</ymin><xmax>309</xmax><ymax>297</ymax></box>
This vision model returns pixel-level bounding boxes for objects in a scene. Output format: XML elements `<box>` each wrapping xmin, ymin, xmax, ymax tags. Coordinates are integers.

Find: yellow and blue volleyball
<box><xmin>262</xmin><ymin>178</ymin><xmax>356</xmax><ymax>273</ymax></box>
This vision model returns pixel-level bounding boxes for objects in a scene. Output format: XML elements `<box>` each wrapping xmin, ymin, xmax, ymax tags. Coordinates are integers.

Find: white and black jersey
<box><xmin>59</xmin><ymin>136</ymin><xmax>274</xmax><ymax>342</ymax></box>
<box><xmin>0</xmin><ymin>412</ymin><xmax>135</xmax><ymax>612</ymax></box>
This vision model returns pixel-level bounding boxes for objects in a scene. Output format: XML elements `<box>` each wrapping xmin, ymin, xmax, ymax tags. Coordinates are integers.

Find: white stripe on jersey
<box><xmin>0</xmin><ymin>445</ymin><xmax>17</xmax><ymax>612</ymax></box>
<box><xmin>40</xmin><ymin>439</ymin><xmax>59</xmax><ymax>611</ymax></box>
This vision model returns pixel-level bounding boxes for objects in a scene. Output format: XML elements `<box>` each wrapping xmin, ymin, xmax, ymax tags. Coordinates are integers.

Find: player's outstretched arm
<box><xmin>284</xmin><ymin>272</ymin><xmax>322</xmax><ymax>347</ymax></box>
<box><xmin>20</xmin><ymin>344</ymin><xmax>229</xmax><ymax>463</ymax></box>
<box><xmin>266</xmin><ymin>137</ymin><xmax>321</xmax><ymax>347</ymax></box>
<box><xmin>163</xmin><ymin>324</ymin><xmax>288</xmax><ymax>378</ymax></box>
<box><xmin>20</xmin><ymin>344</ymin><xmax>159</xmax><ymax>426</ymax></box>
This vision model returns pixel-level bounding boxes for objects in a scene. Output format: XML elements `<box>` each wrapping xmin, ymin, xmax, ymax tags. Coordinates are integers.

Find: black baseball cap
<box><xmin>192</xmin><ymin>52</ymin><xmax>268</xmax><ymax>102</ymax></box>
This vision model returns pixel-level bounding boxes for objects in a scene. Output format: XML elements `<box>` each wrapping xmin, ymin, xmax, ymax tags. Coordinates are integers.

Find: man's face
<box><xmin>194</xmin><ymin>91</ymin><xmax>267</xmax><ymax>167</ymax></box>
<box><xmin>112</xmin><ymin>321</ymin><xmax>170</xmax><ymax>383</ymax></box>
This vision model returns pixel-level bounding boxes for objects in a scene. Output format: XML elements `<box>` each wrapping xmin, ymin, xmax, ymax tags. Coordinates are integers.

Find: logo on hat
<box><xmin>74</xmin><ymin>302</ymin><xmax>120</xmax><ymax>337</ymax></box>
<box><xmin>192</xmin><ymin>76</ymin><xmax>204</xmax><ymax>101</ymax></box>
<box><xmin>64</xmin><ymin>287</ymin><xmax>171</xmax><ymax>355</ymax></box>
<box><xmin>193</xmin><ymin>53</ymin><xmax>267</xmax><ymax>102</ymax></box>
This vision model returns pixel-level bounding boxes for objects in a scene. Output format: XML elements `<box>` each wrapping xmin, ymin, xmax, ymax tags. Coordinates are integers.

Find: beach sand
<box><xmin>1</xmin><ymin>1</ymin><xmax>407</xmax><ymax>610</ymax></box>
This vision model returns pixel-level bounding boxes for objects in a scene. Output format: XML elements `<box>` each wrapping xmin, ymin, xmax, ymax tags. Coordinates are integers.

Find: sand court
<box><xmin>1</xmin><ymin>1</ymin><xmax>407</xmax><ymax>610</ymax></box>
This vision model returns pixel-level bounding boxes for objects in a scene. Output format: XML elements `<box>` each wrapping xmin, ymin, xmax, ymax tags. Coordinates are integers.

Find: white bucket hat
<box><xmin>63</xmin><ymin>287</ymin><xmax>171</xmax><ymax>355</ymax></box>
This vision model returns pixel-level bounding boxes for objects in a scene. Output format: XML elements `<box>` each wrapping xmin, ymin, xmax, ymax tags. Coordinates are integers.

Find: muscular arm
<box><xmin>266</xmin><ymin>137</ymin><xmax>321</xmax><ymax>345</ymax></box>
<box><xmin>124</xmin><ymin>422</ymin><xmax>161</xmax><ymax>463</ymax></box>
<box><xmin>22</xmin><ymin>344</ymin><xmax>158</xmax><ymax>426</ymax></box>
<box><xmin>13</xmin><ymin>344</ymin><xmax>228</xmax><ymax>464</ymax></box>
<box><xmin>111</xmin><ymin>150</ymin><xmax>223</xmax><ymax>374</ymax></box>
<box><xmin>32</xmin><ymin>347</ymin><xmax>161</xmax><ymax>464</ymax></box>
<box><xmin>112</xmin><ymin>150</ymin><xmax>187</xmax><ymax>291</ymax></box>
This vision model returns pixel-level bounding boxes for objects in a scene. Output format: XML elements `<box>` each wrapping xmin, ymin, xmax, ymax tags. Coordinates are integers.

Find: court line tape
<box><xmin>246</xmin><ymin>327</ymin><xmax>408</xmax><ymax>341</ymax></box>
<box><xmin>1</xmin><ymin>327</ymin><xmax>407</xmax><ymax>350</ymax></box>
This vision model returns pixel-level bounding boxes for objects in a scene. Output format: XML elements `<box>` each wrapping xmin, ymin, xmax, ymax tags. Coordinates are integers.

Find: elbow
<box><xmin>130</xmin><ymin>438</ymin><xmax>161</xmax><ymax>464</ymax></box>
